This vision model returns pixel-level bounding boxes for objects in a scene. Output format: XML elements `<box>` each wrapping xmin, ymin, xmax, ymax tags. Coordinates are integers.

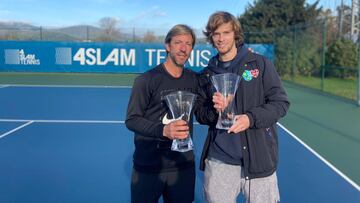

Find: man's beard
<box><xmin>169</xmin><ymin>53</ymin><xmax>187</xmax><ymax>68</ymax></box>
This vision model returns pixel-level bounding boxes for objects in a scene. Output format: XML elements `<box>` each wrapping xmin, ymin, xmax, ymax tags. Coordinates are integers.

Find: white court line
<box><xmin>0</xmin><ymin>85</ymin><xmax>10</xmax><ymax>88</ymax></box>
<box><xmin>2</xmin><ymin>84</ymin><xmax>132</xmax><ymax>88</ymax></box>
<box><xmin>0</xmin><ymin>121</ymin><xmax>34</xmax><ymax>139</ymax></box>
<box><xmin>277</xmin><ymin>123</ymin><xmax>360</xmax><ymax>192</ymax></box>
<box><xmin>0</xmin><ymin>119</ymin><xmax>124</xmax><ymax>124</ymax></box>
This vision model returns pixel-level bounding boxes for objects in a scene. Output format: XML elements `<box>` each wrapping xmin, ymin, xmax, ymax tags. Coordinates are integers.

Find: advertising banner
<box><xmin>0</xmin><ymin>41</ymin><xmax>274</xmax><ymax>73</ymax></box>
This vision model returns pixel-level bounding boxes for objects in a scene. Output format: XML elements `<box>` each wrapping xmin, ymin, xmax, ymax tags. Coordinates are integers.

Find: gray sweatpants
<box><xmin>204</xmin><ymin>158</ymin><xmax>280</xmax><ymax>203</ymax></box>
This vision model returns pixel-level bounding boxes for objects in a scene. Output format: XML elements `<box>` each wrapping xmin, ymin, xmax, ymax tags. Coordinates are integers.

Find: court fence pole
<box><xmin>358</xmin><ymin>32</ymin><xmax>360</xmax><ymax>106</ymax></box>
<box><xmin>291</xmin><ymin>24</ymin><xmax>297</xmax><ymax>83</ymax></box>
<box><xmin>358</xmin><ymin>0</ymin><xmax>360</xmax><ymax>106</ymax></box>
<box><xmin>321</xmin><ymin>19</ymin><xmax>327</xmax><ymax>92</ymax></box>
<box><xmin>40</xmin><ymin>26</ymin><xmax>43</xmax><ymax>41</ymax></box>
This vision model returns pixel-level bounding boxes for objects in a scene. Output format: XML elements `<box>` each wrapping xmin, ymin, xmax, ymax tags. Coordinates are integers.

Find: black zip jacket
<box><xmin>196</xmin><ymin>46</ymin><xmax>290</xmax><ymax>179</ymax></box>
<box><xmin>125</xmin><ymin>64</ymin><xmax>199</xmax><ymax>173</ymax></box>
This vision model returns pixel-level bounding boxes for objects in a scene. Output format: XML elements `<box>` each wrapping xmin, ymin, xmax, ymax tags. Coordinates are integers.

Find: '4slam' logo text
<box><xmin>73</xmin><ymin>48</ymin><xmax>135</xmax><ymax>66</ymax></box>
<box><xmin>55</xmin><ymin>47</ymin><xmax>136</xmax><ymax>66</ymax></box>
<box><xmin>4</xmin><ymin>49</ymin><xmax>40</xmax><ymax>65</ymax></box>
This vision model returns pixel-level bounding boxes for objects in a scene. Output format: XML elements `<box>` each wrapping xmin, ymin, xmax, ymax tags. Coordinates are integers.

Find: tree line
<box><xmin>240</xmin><ymin>0</ymin><xmax>358</xmax><ymax>79</ymax></box>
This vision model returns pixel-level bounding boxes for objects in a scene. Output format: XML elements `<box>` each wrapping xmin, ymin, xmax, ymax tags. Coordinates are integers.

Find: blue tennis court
<box><xmin>0</xmin><ymin>85</ymin><xmax>359</xmax><ymax>202</ymax></box>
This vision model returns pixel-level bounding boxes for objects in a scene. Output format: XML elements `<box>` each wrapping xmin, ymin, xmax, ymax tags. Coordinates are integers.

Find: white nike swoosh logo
<box><xmin>162</xmin><ymin>113</ymin><xmax>174</xmax><ymax>124</ymax></box>
<box><xmin>162</xmin><ymin>113</ymin><xmax>184</xmax><ymax>124</ymax></box>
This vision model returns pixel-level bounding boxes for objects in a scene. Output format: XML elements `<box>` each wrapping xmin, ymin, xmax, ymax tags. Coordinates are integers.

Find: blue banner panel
<box><xmin>0</xmin><ymin>41</ymin><xmax>273</xmax><ymax>73</ymax></box>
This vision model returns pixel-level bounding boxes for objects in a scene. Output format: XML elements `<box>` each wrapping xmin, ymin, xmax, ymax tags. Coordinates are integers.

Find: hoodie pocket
<box><xmin>265</xmin><ymin>126</ymin><xmax>278</xmax><ymax>165</ymax></box>
<box><xmin>248</xmin><ymin>127</ymin><xmax>277</xmax><ymax>173</ymax></box>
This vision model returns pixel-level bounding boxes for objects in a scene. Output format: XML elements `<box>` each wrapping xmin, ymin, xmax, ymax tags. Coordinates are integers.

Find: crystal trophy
<box><xmin>165</xmin><ymin>91</ymin><xmax>196</xmax><ymax>152</ymax></box>
<box><xmin>210</xmin><ymin>73</ymin><xmax>241</xmax><ymax>129</ymax></box>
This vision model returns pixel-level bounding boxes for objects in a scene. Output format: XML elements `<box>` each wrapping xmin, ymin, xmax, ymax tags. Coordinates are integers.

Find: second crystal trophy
<box><xmin>211</xmin><ymin>73</ymin><xmax>241</xmax><ymax>129</ymax></box>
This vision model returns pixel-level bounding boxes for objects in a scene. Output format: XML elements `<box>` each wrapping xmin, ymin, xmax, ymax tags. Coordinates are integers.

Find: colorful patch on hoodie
<box><xmin>251</xmin><ymin>69</ymin><xmax>259</xmax><ymax>78</ymax></box>
<box><xmin>242</xmin><ymin>68</ymin><xmax>259</xmax><ymax>81</ymax></box>
<box><xmin>242</xmin><ymin>70</ymin><xmax>253</xmax><ymax>81</ymax></box>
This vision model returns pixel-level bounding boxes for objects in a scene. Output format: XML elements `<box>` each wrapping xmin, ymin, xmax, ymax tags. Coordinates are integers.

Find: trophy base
<box><xmin>171</xmin><ymin>137</ymin><xmax>194</xmax><ymax>152</ymax></box>
<box><xmin>216</xmin><ymin>119</ymin><xmax>233</xmax><ymax>130</ymax></box>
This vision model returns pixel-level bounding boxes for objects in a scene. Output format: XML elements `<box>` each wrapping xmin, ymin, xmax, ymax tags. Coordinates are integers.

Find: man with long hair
<box><xmin>196</xmin><ymin>11</ymin><xmax>290</xmax><ymax>203</ymax></box>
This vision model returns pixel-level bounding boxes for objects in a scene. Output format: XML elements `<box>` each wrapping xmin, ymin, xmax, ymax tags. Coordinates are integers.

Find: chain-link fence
<box><xmin>246</xmin><ymin>19</ymin><xmax>359</xmax><ymax>103</ymax></box>
<box><xmin>0</xmin><ymin>25</ymin><xmax>207</xmax><ymax>43</ymax></box>
<box><xmin>1</xmin><ymin>20</ymin><xmax>359</xmax><ymax>103</ymax></box>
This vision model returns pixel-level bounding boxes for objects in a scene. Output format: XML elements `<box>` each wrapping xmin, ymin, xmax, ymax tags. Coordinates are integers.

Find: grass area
<box><xmin>283</xmin><ymin>75</ymin><xmax>358</xmax><ymax>101</ymax></box>
<box><xmin>0</xmin><ymin>72</ymin><xmax>139</xmax><ymax>86</ymax></box>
